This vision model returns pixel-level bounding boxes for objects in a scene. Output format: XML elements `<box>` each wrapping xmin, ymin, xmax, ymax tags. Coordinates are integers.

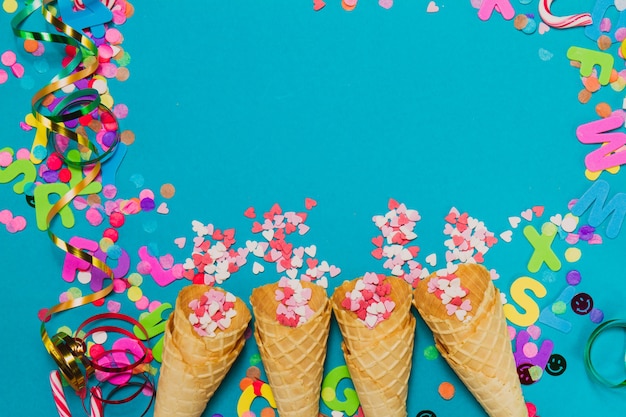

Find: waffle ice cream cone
<box><xmin>413</xmin><ymin>263</ymin><xmax>526</xmax><ymax>417</ymax></box>
<box><xmin>154</xmin><ymin>284</ymin><xmax>251</xmax><ymax>417</ymax></box>
<box><xmin>250</xmin><ymin>280</ymin><xmax>331</xmax><ymax>417</ymax></box>
<box><xmin>330</xmin><ymin>276</ymin><xmax>415</xmax><ymax>417</ymax></box>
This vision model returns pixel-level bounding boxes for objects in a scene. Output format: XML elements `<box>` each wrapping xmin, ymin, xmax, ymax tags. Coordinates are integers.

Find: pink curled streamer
<box><xmin>539</xmin><ymin>0</ymin><xmax>593</xmax><ymax>29</ymax></box>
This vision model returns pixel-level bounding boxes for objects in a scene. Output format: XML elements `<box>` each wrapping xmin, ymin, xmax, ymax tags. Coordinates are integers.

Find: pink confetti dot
<box><xmin>507</xmin><ymin>325</ymin><xmax>516</xmax><ymax>341</ymax></box>
<box><xmin>171</xmin><ymin>263</ymin><xmax>184</xmax><ymax>278</ymax></box>
<box><xmin>6</xmin><ymin>216</ymin><xmax>26</xmax><ymax>233</ymax></box>
<box><xmin>107</xmin><ymin>300</ymin><xmax>121</xmax><ymax>313</ymax></box>
<box><xmin>148</xmin><ymin>300</ymin><xmax>162</xmax><ymax>312</ymax></box>
<box><xmin>98</xmin><ymin>44</ymin><xmax>114</xmax><ymax>60</ymax></box>
<box><xmin>99</xmin><ymin>62</ymin><xmax>118</xmax><ymax>78</ymax></box>
<box><xmin>1</xmin><ymin>51</ymin><xmax>16</xmax><ymax>66</ymax></box>
<box><xmin>113</xmin><ymin>103</ymin><xmax>128</xmax><ymax>119</ymax></box>
<box><xmin>11</xmin><ymin>63</ymin><xmax>24</xmax><ymax>78</ymax></box>
<box><xmin>73</xmin><ymin>196</ymin><xmax>89</xmax><ymax>210</ymax></box>
<box><xmin>105</xmin><ymin>28</ymin><xmax>122</xmax><ymax>44</ymax></box>
<box><xmin>138</xmin><ymin>189</ymin><xmax>154</xmax><ymax>200</ymax></box>
<box><xmin>15</xmin><ymin>148</ymin><xmax>30</xmax><ymax>160</ymax></box>
<box><xmin>0</xmin><ymin>69</ymin><xmax>8</xmax><ymax>84</ymax></box>
<box><xmin>135</xmin><ymin>296</ymin><xmax>149</xmax><ymax>310</ymax></box>
<box><xmin>522</xmin><ymin>342</ymin><xmax>538</xmax><ymax>358</ymax></box>
<box><xmin>102</xmin><ymin>184</ymin><xmax>117</xmax><ymax>199</ymax></box>
<box><xmin>159</xmin><ymin>254</ymin><xmax>174</xmax><ymax>269</ymax></box>
<box><xmin>112</xmin><ymin>279</ymin><xmax>127</xmax><ymax>293</ymax></box>
<box><xmin>241</xmin><ymin>411</ymin><xmax>256</xmax><ymax>417</ymax></box>
<box><xmin>0</xmin><ymin>151</ymin><xmax>12</xmax><ymax>167</ymax></box>
<box><xmin>59</xmin><ymin>292</ymin><xmax>70</xmax><ymax>303</ymax></box>
<box><xmin>86</xmin><ymin>207</ymin><xmax>104</xmax><ymax>226</ymax></box>
<box><xmin>137</xmin><ymin>260</ymin><xmax>152</xmax><ymax>275</ymax></box>
<box><xmin>0</xmin><ymin>209</ymin><xmax>13</xmax><ymax>224</ymax></box>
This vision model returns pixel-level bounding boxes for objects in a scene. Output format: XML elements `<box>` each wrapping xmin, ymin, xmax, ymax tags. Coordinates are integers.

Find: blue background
<box><xmin>1</xmin><ymin>1</ymin><xmax>625</xmax><ymax>416</ymax></box>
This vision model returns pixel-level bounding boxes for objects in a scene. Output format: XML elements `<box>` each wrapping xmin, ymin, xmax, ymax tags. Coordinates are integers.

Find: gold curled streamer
<box><xmin>12</xmin><ymin>0</ymin><xmax>102</xmax><ymax>159</ymax></box>
<box><xmin>11</xmin><ymin>0</ymin><xmax>119</xmax><ymax>393</ymax></box>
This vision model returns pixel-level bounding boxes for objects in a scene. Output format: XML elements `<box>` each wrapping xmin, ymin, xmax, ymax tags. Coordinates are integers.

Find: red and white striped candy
<box><xmin>539</xmin><ymin>0</ymin><xmax>592</xmax><ymax>29</ymax></box>
<box><xmin>89</xmin><ymin>387</ymin><xmax>104</xmax><ymax>417</ymax></box>
<box><xmin>49</xmin><ymin>371</ymin><xmax>71</xmax><ymax>417</ymax></box>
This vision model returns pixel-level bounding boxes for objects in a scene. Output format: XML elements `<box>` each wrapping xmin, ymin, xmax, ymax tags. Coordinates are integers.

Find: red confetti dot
<box><xmin>58</xmin><ymin>168</ymin><xmax>71</xmax><ymax>183</ymax></box>
<box><xmin>109</xmin><ymin>212</ymin><xmax>125</xmax><ymax>228</ymax></box>
<box><xmin>47</xmin><ymin>153</ymin><xmax>63</xmax><ymax>170</ymax></box>
<box><xmin>103</xmin><ymin>227</ymin><xmax>119</xmax><ymax>242</ymax></box>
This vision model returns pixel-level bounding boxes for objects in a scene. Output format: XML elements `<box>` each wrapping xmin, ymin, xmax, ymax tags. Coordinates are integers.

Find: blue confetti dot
<box><xmin>523</xmin><ymin>18</ymin><xmax>537</xmax><ymax>35</ymax></box>
<box><xmin>107</xmin><ymin>244</ymin><xmax>122</xmax><ymax>260</ymax></box>
<box><xmin>32</xmin><ymin>145</ymin><xmax>47</xmax><ymax>160</ymax></box>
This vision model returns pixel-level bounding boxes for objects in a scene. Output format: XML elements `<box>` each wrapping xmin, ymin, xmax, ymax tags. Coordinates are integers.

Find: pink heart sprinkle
<box><xmin>275</xmin><ymin>289</ymin><xmax>285</xmax><ymax>301</ymax></box>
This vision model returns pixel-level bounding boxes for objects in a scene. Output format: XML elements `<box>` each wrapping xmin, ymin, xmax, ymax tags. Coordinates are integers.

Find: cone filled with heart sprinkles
<box><xmin>330</xmin><ymin>274</ymin><xmax>416</xmax><ymax>417</ymax></box>
<box><xmin>154</xmin><ymin>284</ymin><xmax>251</xmax><ymax>417</ymax></box>
<box><xmin>413</xmin><ymin>263</ymin><xmax>526</xmax><ymax>417</ymax></box>
<box><xmin>250</xmin><ymin>278</ymin><xmax>331</xmax><ymax>417</ymax></box>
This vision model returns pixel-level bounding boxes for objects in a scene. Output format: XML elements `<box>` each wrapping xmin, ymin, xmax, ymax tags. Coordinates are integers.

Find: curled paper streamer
<box><xmin>538</xmin><ymin>0</ymin><xmax>592</xmax><ymax>29</ymax></box>
<box><xmin>10</xmin><ymin>0</ymin><xmax>146</xmax><ymax>406</ymax></box>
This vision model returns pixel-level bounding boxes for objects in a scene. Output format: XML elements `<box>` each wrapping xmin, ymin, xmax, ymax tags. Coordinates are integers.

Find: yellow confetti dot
<box><xmin>127</xmin><ymin>286</ymin><xmax>143</xmax><ymax>302</ymax></box>
<box><xmin>127</xmin><ymin>272</ymin><xmax>143</xmax><ymax>286</ymax></box>
<box><xmin>565</xmin><ymin>247</ymin><xmax>582</xmax><ymax>263</ymax></box>
<box><xmin>99</xmin><ymin>237</ymin><xmax>114</xmax><ymax>252</ymax></box>
<box><xmin>3</xmin><ymin>0</ymin><xmax>18</xmax><ymax>14</ymax></box>
<box><xmin>101</xmin><ymin>93</ymin><xmax>114</xmax><ymax>109</ymax></box>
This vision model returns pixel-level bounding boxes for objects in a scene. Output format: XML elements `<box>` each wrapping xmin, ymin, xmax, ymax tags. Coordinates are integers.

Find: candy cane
<box><xmin>74</xmin><ymin>0</ymin><xmax>117</xmax><ymax>11</ymax></box>
<box><xmin>538</xmin><ymin>0</ymin><xmax>593</xmax><ymax>28</ymax></box>
<box><xmin>49</xmin><ymin>371</ymin><xmax>72</xmax><ymax>417</ymax></box>
<box><xmin>89</xmin><ymin>387</ymin><xmax>104</xmax><ymax>417</ymax></box>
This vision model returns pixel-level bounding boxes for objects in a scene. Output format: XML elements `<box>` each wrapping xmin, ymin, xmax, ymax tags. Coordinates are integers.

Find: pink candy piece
<box><xmin>0</xmin><ymin>69</ymin><xmax>8</xmax><ymax>84</ymax></box>
<box><xmin>11</xmin><ymin>63</ymin><xmax>24</xmax><ymax>78</ymax></box>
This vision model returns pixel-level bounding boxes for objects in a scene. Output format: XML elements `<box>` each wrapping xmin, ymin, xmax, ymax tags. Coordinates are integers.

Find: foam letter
<box><xmin>538</xmin><ymin>286</ymin><xmax>576</xmax><ymax>333</ymax></box>
<box><xmin>566</xmin><ymin>46</ymin><xmax>614</xmax><ymax>85</ymax></box>
<box><xmin>571</xmin><ymin>179</ymin><xmax>626</xmax><ymax>238</ymax></box>
<box><xmin>478</xmin><ymin>0</ymin><xmax>515</xmax><ymax>21</ymax></box>
<box><xmin>577</xmin><ymin>115</ymin><xmax>626</xmax><ymax>172</ymax></box>
<box><xmin>585</xmin><ymin>0</ymin><xmax>626</xmax><ymax>42</ymax></box>
<box><xmin>503</xmin><ymin>277</ymin><xmax>547</xmax><ymax>327</ymax></box>
<box><xmin>61</xmin><ymin>236</ymin><xmax>99</xmax><ymax>282</ymax></box>
<box><xmin>321</xmin><ymin>365</ymin><xmax>360</xmax><ymax>415</ymax></box>
<box><xmin>0</xmin><ymin>159</ymin><xmax>36</xmax><ymax>194</ymax></box>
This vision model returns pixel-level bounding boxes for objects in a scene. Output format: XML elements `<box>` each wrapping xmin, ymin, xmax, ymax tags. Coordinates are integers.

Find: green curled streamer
<box><xmin>583</xmin><ymin>319</ymin><xmax>626</xmax><ymax>388</ymax></box>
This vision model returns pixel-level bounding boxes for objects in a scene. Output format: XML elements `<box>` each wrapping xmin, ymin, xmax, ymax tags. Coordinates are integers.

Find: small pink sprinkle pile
<box><xmin>275</xmin><ymin>277</ymin><xmax>315</xmax><ymax>327</ymax></box>
<box><xmin>340</xmin><ymin>272</ymin><xmax>396</xmax><ymax>329</ymax></box>
<box><xmin>427</xmin><ymin>268</ymin><xmax>473</xmax><ymax>322</ymax></box>
<box><xmin>188</xmin><ymin>289</ymin><xmax>238</xmax><ymax>337</ymax></box>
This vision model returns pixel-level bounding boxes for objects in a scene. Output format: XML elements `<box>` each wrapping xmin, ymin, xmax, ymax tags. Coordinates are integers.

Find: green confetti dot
<box><xmin>115</xmin><ymin>51</ymin><xmax>131</xmax><ymax>67</ymax></box>
<box><xmin>424</xmin><ymin>345</ymin><xmax>440</xmax><ymax>360</ymax></box>
<box><xmin>249</xmin><ymin>353</ymin><xmax>262</xmax><ymax>366</ymax></box>
<box><xmin>529</xmin><ymin>365</ymin><xmax>543</xmax><ymax>381</ymax></box>
<box><xmin>552</xmin><ymin>300</ymin><xmax>567</xmax><ymax>315</ymax></box>
<box><xmin>541</xmin><ymin>222</ymin><xmax>558</xmax><ymax>237</ymax></box>
<box><xmin>128</xmin><ymin>272</ymin><xmax>143</xmax><ymax>286</ymax></box>
<box><xmin>57</xmin><ymin>325</ymin><xmax>72</xmax><ymax>336</ymax></box>
<box><xmin>68</xmin><ymin>287</ymin><xmax>82</xmax><ymax>299</ymax></box>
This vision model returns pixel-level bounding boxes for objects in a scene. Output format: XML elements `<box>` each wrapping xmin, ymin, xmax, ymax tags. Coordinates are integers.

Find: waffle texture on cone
<box><xmin>154</xmin><ymin>284</ymin><xmax>251</xmax><ymax>417</ymax></box>
<box><xmin>250</xmin><ymin>280</ymin><xmax>331</xmax><ymax>417</ymax></box>
<box><xmin>413</xmin><ymin>264</ymin><xmax>527</xmax><ymax>417</ymax></box>
<box><xmin>331</xmin><ymin>276</ymin><xmax>415</xmax><ymax>417</ymax></box>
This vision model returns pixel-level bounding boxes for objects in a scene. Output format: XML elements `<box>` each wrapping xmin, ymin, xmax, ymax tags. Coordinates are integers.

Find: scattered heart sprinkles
<box><xmin>188</xmin><ymin>289</ymin><xmax>238</xmax><ymax>337</ymax></box>
<box><xmin>275</xmin><ymin>277</ymin><xmax>315</xmax><ymax>327</ymax></box>
<box><xmin>340</xmin><ymin>272</ymin><xmax>396</xmax><ymax>329</ymax></box>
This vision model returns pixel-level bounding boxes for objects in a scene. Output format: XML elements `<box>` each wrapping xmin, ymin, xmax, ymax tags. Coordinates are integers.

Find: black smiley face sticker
<box><xmin>517</xmin><ymin>363</ymin><xmax>536</xmax><ymax>385</ymax></box>
<box><xmin>416</xmin><ymin>411</ymin><xmax>437</xmax><ymax>417</ymax></box>
<box><xmin>571</xmin><ymin>292</ymin><xmax>593</xmax><ymax>315</ymax></box>
<box><xmin>545</xmin><ymin>353</ymin><xmax>567</xmax><ymax>376</ymax></box>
